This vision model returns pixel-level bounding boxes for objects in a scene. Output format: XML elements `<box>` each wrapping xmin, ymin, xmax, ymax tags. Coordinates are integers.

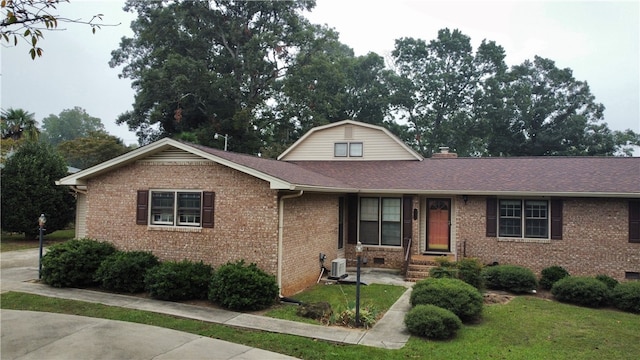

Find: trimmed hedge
<box><xmin>611</xmin><ymin>281</ymin><xmax>640</xmax><ymax>313</ymax></box>
<box><xmin>410</xmin><ymin>277</ymin><xmax>483</xmax><ymax>322</ymax></box>
<box><xmin>482</xmin><ymin>265</ymin><xmax>537</xmax><ymax>293</ymax></box>
<box><xmin>429</xmin><ymin>258</ymin><xmax>484</xmax><ymax>289</ymax></box>
<box><xmin>208</xmin><ymin>260</ymin><xmax>278</xmax><ymax>311</ymax></box>
<box><xmin>404</xmin><ymin>304</ymin><xmax>462</xmax><ymax>340</ymax></box>
<box><xmin>41</xmin><ymin>238</ymin><xmax>116</xmax><ymax>288</ymax></box>
<box><xmin>595</xmin><ymin>274</ymin><xmax>619</xmax><ymax>290</ymax></box>
<box><xmin>539</xmin><ymin>266</ymin><xmax>570</xmax><ymax>290</ymax></box>
<box><xmin>145</xmin><ymin>260</ymin><xmax>213</xmax><ymax>301</ymax></box>
<box><xmin>551</xmin><ymin>276</ymin><xmax>609</xmax><ymax>307</ymax></box>
<box><xmin>95</xmin><ymin>251</ymin><xmax>159</xmax><ymax>293</ymax></box>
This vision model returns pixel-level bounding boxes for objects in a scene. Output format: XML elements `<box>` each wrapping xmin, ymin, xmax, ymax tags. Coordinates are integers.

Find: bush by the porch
<box><xmin>610</xmin><ymin>281</ymin><xmax>640</xmax><ymax>313</ymax></box>
<box><xmin>208</xmin><ymin>260</ymin><xmax>278</xmax><ymax>311</ymax></box>
<box><xmin>551</xmin><ymin>276</ymin><xmax>609</xmax><ymax>307</ymax></box>
<box><xmin>41</xmin><ymin>238</ymin><xmax>116</xmax><ymax>288</ymax></box>
<box><xmin>145</xmin><ymin>260</ymin><xmax>213</xmax><ymax>301</ymax></box>
<box><xmin>482</xmin><ymin>265</ymin><xmax>538</xmax><ymax>293</ymax></box>
<box><xmin>404</xmin><ymin>304</ymin><xmax>462</xmax><ymax>340</ymax></box>
<box><xmin>410</xmin><ymin>277</ymin><xmax>483</xmax><ymax>322</ymax></box>
<box><xmin>94</xmin><ymin>251</ymin><xmax>159</xmax><ymax>293</ymax></box>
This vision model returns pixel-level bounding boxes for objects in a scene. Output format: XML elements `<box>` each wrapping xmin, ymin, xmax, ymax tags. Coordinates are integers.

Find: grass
<box><xmin>2</xmin><ymin>291</ymin><xmax>639</xmax><ymax>359</ymax></box>
<box><xmin>0</xmin><ymin>229</ymin><xmax>74</xmax><ymax>252</ymax></box>
<box><xmin>265</xmin><ymin>283</ymin><xmax>406</xmax><ymax>325</ymax></box>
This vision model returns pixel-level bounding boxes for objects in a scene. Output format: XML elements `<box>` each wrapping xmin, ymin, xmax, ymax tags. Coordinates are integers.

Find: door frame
<box><xmin>425</xmin><ymin>198</ymin><xmax>451</xmax><ymax>253</ymax></box>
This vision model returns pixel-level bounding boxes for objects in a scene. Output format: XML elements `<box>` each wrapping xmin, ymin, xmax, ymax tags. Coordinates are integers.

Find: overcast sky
<box><xmin>1</xmin><ymin>0</ymin><xmax>638</xmax><ymax>146</ymax></box>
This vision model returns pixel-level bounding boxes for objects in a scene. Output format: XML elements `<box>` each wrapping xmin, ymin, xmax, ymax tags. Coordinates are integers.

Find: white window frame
<box><xmin>334</xmin><ymin>142</ymin><xmax>363</xmax><ymax>157</ymax></box>
<box><xmin>498</xmin><ymin>199</ymin><xmax>549</xmax><ymax>239</ymax></box>
<box><xmin>150</xmin><ymin>190</ymin><xmax>202</xmax><ymax>227</ymax></box>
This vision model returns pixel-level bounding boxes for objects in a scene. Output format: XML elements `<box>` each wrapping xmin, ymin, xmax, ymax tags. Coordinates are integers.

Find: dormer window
<box><xmin>334</xmin><ymin>142</ymin><xmax>363</xmax><ymax>157</ymax></box>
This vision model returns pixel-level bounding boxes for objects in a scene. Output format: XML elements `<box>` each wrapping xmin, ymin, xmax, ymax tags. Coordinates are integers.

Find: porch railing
<box><xmin>402</xmin><ymin>237</ymin><xmax>412</xmax><ymax>275</ymax></box>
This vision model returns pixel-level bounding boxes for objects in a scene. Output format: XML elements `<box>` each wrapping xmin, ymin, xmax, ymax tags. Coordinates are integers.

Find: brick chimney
<box><xmin>431</xmin><ymin>146</ymin><xmax>458</xmax><ymax>158</ymax></box>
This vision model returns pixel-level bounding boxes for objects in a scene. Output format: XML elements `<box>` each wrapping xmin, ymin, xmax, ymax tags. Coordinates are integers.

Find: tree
<box><xmin>1</xmin><ymin>107</ymin><xmax>39</xmax><ymax>141</ymax></box>
<box><xmin>110</xmin><ymin>0</ymin><xmax>316</xmax><ymax>153</ymax></box>
<box><xmin>41</xmin><ymin>107</ymin><xmax>105</xmax><ymax>146</ymax></box>
<box><xmin>391</xmin><ymin>29</ymin><xmax>486</xmax><ymax>157</ymax></box>
<box><xmin>1</xmin><ymin>0</ymin><xmax>109</xmax><ymax>59</ymax></box>
<box><xmin>1</xmin><ymin>141</ymin><xmax>75</xmax><ymax>238</ymax></box>
<box><xmin>57</xmin><ymin>131</ymin><xmax>132</xmax><ymax>169</ymax></box>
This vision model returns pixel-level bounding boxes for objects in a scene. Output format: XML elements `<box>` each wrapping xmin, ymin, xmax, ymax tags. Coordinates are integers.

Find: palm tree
<box><xmin>1</xmin><ymin>108</ymin><xmax>39</xmax><ymax>141</ymax></box>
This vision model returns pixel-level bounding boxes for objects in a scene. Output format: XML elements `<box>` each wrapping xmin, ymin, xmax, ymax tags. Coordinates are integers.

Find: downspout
<box><xmin>278</xmin><ymin>190</ymin><xmax>304</xmax><ymax>296</ymax></box>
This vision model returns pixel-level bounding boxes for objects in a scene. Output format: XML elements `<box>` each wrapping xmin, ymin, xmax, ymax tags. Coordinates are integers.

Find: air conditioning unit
<box><xmin>331</xmin><ymin>258</ymin><xmax>347</xmax><ymax>279</ymax></box>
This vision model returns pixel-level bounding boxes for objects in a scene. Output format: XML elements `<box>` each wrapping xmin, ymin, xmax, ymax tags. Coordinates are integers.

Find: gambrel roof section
<box><xmin>277</xmin><ymin>120</ymin><xmax>423</xmax><ymax>161</ymax></box>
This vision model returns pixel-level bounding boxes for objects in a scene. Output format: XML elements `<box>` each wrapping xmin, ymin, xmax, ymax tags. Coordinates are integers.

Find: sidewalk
<box><xmin>1</xmin><ymin>249</ymin><xmax>413</xmax><ymax>358</ymax></box>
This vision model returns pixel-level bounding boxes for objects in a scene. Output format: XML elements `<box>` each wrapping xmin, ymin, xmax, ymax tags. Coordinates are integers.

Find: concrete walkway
<box><xmin>1</xmin><ymin>249</ymin><xmax>413</xmax><ymax>359</ymax></box>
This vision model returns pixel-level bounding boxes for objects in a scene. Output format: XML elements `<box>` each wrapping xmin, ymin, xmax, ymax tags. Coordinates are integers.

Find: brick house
<box><xmin>57</xmin><ymin>120</ymin><xmax>640</xmax><ymax>296</ymax></box>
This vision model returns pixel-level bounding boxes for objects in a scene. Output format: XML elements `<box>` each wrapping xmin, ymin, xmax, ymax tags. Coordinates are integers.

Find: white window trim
<box><xmin>334</xmin><ymin>142</ymin><xmax>363</xmax><ymax>158</ymax></box>
<box><xmin>498</xmin><ymin>198</ymin><xmax>550</xmax><ymax>240</ymax></box>
<box><xmin>149</xmin><ymin>189</ymin><xmax>203</xmax><ymax>228</ymax></box>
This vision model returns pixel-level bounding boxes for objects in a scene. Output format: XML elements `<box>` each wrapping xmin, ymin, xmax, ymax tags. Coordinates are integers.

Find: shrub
<box><xmin>41</xmin><ymin>238</ymin><xmax>116</xmax><ymax>288</ymax></box>
<box><xmin>404</xmin><ymin>304</ymin><xmax>462</xmax><ymax>340</ymax></box>
<box><xmin>428</xmin><ymin>258</ymin><xmax>484</xmax><ymax>289</ymax></box>
<box><xmin>539</xmin><ymin>266</ymin><xmax>570</xmax><ymax>290</ymax></box>
<box><xmin>410</xmin><ymin>277</ymin><xmax>483</xmax><ymax>322</ymax></box>
<box><xmin>95</xmin><ymin>251</ymin><xmax>159</xmax><ymax>293</ymax></box>
<box><xmin>208</xmin><ymin>260</ymin><xmax>279</xmax><ymax>311</ymax></box>
<box><xmin>457</xmin><ymin>258</ymin><xmax>484</xmax><ymax>289</ymax></box>
<box><xmin>611</xmin><ymin>281</ymin><xmax>640</xmax><ymax>313</ymax></box>
<box><xmin>482</xmin><ymin>265</ymin><xmax>538</xmax><ymax>293</ymax></box>
<box><xmin>595</xmin><ymin>274</ymin><xmax>619</xmax><ymax>290</ymax></box>
<box><xmin>551</xmin><ymin>276</ymin><xmax>609</xmax><ymax>307</ymax></box>
<box><xmin>145</xmin><ymin>260</ymin><xmax>213</xmax><ymax>301</ymax></box>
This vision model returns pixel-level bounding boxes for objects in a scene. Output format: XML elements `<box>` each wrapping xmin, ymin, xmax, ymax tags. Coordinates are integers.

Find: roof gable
<box><xmin>277</xmin><ymin>120</ymin><xmax>423</xmax><ymax>161</ymax></box>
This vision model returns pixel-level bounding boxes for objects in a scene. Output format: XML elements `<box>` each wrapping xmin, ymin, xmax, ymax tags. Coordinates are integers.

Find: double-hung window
<box><xmin>334</xmin><ymin>142</ymin><xmax>363</xmax><ymax>157</ymax></box>
<box><xmin>151</xmin><ymin>191</ymin><xmax>202</xmax><ymax>226</ymax></box>
<box><xmin>499</xmin><ymin>199</ymin><xmax>548</xmax><ymax>238</ymax></box>
<box><xmin>137</xmin><ymin>190</ymin><xmax>214</xmax><ymax>228</ymax></box>
<box><xmin>359</xmin><ymin>197</ymin><xmax>402</xmax><ymax>246</ymax></box>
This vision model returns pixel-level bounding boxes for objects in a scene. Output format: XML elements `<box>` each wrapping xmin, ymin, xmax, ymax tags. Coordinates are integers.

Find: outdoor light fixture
<box><xmin>355</xmin><ymin>241</ymin><xmax>363</xmax><ymax>327</ymax></box>
<box><xmin>38</xmin><ymin>214</ymin><xmax>46</xmax><ymax>279</ymax></box>
<box><xmin>463</xmin><ymin>195</ymin><xmax>469</xmax><ymax>205</ymax></box>
<box><xmin>214</xmin><ymin>133</ymin><xmax>229</xmax><ymax>151</ymax></box>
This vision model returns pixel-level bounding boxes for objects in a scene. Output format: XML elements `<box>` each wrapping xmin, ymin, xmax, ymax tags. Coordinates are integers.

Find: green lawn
<box><xmin>0</xmin><ymin>229</ymin><xmax>74</xmax><ymax>252</ymax></box>
<box><xmin>1</xmin><ymin>291</ymin><xmax>638</xmax><ymax>360</ymax></box>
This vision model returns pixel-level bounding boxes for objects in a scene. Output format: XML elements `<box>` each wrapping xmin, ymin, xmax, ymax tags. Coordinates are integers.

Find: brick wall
<box><xmin>456</xmin><ymin>196</ymin><xmax>639</xmax><ymax>281</ymax></box>
<box><xmin>280</xmin><ymin>193</ymin><xmax>339</xmax><ymax>295</ymax></box>
<box><xmin>86</xmin><ymin>161</ymin><xmax>280</xmax><ymax>275</ymax></box>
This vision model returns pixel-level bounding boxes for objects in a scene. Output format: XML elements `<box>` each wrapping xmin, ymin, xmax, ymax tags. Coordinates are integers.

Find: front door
<box><xmin>427</xmin><ymin>199</ymin><xmax>450</xmax><ymax>252</ymax></box>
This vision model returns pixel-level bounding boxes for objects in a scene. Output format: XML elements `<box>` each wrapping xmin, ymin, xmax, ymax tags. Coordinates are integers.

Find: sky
<box><xmin>1</xmin><ymin>0</ymin><xmax>639</xmax><ymax>146</ymax></box>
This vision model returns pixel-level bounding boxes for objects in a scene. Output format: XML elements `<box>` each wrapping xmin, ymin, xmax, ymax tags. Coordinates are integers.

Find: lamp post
<box><xmin>214</xmin><ymin>133</ymin><xmax>229</xmax><ymax>151</ymax></box>
<box><xmin>355</xmin><ymin>240</ymin><xmax>363</xmax><ymax>327</ymax></box>
<box><xmin>38</xmin><ymin>213</ymin><xmax>46</xmax><ymax>279</ymax></box>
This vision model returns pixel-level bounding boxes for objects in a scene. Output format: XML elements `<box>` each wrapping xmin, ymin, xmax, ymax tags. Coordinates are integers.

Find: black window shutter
<box><xmin>550</xmin><ymin>199</ymin><xmax>563</xmax><ymax>240</ymax></box>
<box><xmin>630</xmin><ymin>200</ymin><xmax>640</xmax><ymax>243</ymax></box>
<box><xmin>403</xmin><ymin>195</ymin><xmax>413</xmax><ymax>242</ymax></box>
<box><xmin>486</xmin><ymin>197</ymin><xmax>497</xmax><ymax>237</ymax></box>
<box><xmin>347</xmin><ymin>194</ymin><xmax>358</xmax><ymax>244</ymax></box>
<box><xmin>136</xmin><ymin>190</ymin><xmax>148</xmax><ymax>225</ymax></box>
<box><xmin>202</xmin><ymin>192</ymin><xmax>215</xmax><ymax>228</ymax></box>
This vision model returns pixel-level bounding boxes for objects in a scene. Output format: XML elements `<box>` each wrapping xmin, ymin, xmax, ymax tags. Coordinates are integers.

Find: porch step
<box><xmin>405</xmin><ymin>254</ymin><xmax>455</xmax><ymax>282</ymax></box>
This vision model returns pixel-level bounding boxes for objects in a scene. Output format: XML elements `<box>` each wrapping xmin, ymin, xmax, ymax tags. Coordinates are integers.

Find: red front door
<box><xmin>427</xmin><ymin>199</ymin><xmax>450</xmax><ymax>252</ymax></box>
